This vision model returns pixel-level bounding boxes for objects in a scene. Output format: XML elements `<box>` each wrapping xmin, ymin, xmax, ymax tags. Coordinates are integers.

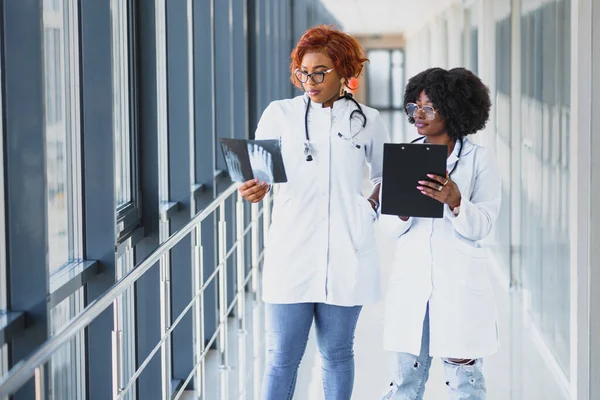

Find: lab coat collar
<box><xmin>303</xmin><ymin>92</ymin><xmax>350</xmax><ymax>116</ymax></box>
<box><xmin>447</xmin><ymin>137</ymin><xmax>474</xmax><ymax>169</ymax></box>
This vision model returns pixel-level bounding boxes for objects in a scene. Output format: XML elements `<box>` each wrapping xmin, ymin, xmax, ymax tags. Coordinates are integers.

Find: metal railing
<box><xmin>0</xmin><ymin>184</ymin><xmax>272</xmax><ymax>399</ymax></box>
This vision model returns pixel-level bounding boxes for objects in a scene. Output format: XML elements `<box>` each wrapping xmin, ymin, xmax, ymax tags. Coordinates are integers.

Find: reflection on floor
<box><xmin>181</xmin><ymin>211</ymin><xmax>570</xmax><ymax>399</ymax></box>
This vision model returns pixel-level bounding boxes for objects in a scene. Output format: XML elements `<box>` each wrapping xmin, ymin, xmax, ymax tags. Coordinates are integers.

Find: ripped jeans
<box><xmin>382</xmin><ymin>306</ymin><xmax>486</xmax><ymax>400</ymax></box>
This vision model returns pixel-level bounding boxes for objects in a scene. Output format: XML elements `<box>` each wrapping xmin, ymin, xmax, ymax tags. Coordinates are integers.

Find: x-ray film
<box><xmin>219</xmin><ymin>138</ymin><xmax>288</xmax><ymax>184</ymax></box>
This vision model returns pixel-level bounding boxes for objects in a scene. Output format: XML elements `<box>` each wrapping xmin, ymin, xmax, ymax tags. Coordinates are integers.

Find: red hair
<box><xmin>290</xmin><ymin>25</ymin><xmax>368</xmax><ymax>90</ymax></box>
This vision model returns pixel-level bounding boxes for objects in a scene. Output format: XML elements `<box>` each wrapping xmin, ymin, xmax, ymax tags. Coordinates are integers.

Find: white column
<box><xmin>569</xmin><ymin>0</ymin><xmax>592</xmax><ymax>398</ymax></box>
<box><xmin>476</xmin><ymin>0</ymin><xmax>497</xmax><ymax>151</ymax></box>
<box><xmin>446</xmin><ymin>3</ymin><xmax>464</xmax><ymax>68</ymax></box>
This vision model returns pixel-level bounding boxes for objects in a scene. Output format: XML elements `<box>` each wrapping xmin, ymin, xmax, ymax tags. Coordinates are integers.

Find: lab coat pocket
<box><xmin>453</xmin><ymin>239</ymin><xmax>491</xmax><ymax>294</ymax></box>
<box><xmin>352</xmin><ymin>195</ymin><xmax>376</xmax><ymax>253</ymax></box>
<box><xmin>271</xmin><ymin>193</ymin><xmax>293</xmax><ymax>221</ymax></box>
<box><xmin>268</xmin><ymin>193</ymin><xmax>294</xmax><ymax>240</ymax></box>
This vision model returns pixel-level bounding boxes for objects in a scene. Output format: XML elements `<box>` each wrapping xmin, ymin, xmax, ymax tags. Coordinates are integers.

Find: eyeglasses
<box><xmin>405</xmin><ymin>103</ymin><xmax>437</xmax><ymax>120</ymax></box>
<box><xmin>294</xmin><ymin>68</ymin><xmax>335</xmax><ymax>84</ymax></box>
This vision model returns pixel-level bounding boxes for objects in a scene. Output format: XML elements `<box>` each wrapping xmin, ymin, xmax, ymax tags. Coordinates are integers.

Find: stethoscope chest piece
<box><xmin>304</xmin><ymin>140</ymin><xmax>313</xmax><ymax>162</ymax></box>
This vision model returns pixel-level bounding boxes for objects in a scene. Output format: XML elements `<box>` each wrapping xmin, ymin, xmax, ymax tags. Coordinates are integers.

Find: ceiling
<box><xmin>319</xmin><ymin>0</ymin><xmax>455</xmax><ymax>36</ymax></box>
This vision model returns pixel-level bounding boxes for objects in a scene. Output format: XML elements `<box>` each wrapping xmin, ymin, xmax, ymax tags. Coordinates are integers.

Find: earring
<box><xmin>339</xmin><ymin>78</ymin><xmax>346</xmax><ymax>97</ymax></box>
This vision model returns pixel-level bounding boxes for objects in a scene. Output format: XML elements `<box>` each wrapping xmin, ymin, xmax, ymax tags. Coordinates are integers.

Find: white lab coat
<box><xmin>379</xmin><ymin>138</ymin><xmax>501</xmax><ymax>359</ymax></box>
<box><xmin>256</xmin><ymin>94</ymin><xmax>390</xmax><ymax>306</ymax></box>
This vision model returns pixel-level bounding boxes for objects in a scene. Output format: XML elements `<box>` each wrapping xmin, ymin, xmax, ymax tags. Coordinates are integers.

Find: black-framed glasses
<box><xmin>406</xmin><ymin>102</ymin><xmax>437</xmax><ymax>120</ymax></box>
<box><xmin>294</xmin><ymin>68</ymin><xmax>335</xmax><ymax>84</ymax></box>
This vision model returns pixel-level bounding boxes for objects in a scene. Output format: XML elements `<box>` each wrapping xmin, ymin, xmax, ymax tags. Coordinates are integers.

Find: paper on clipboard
<box><xmin>380</xmin><ymin>143</ymin><xmax>447</xmax><ymax>218</ymax></box>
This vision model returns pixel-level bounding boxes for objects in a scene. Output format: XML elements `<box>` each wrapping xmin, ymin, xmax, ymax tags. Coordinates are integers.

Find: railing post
<box><xmin>236</xmin><ymin>192</ymin><xmax>246</xmax><ymax>333</ymax></box>
<box><xmin>111</xmin><ymin>299</ymin><xmax>122</xmax><ymax>400</ymax></box>
<box><xmin>250</xmin><ymin>200</ymin><xmax>262</xmax><ymax>400</ymax></box>
<box><xmin>236</xmin><ymin>191</ymin><xmax>247</xmax><ymax>400</ymax></box>
<box><xmin>158</xmin><ymin>230</ymin><xmax>172</xmax><ymax>400</ymax></box>
<box><xmin>34</xmin><ymin>365</ymin><xmax>45</xmax><ymax>400</ymax></box>
<box><xmin>192</xmin><ymin>223</ymin><xmax>206</xmax><ymax>399</ymax></box>
<box><xmin>217</xmin><ymin>202</ymin><xmax>230</xmax><ymax>400</ymax></box>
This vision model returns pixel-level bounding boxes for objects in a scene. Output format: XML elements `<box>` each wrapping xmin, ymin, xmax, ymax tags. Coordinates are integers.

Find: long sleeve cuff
<box><xmin>446</xmin><ymin>198</ymin><xmax>492</xmax><ymax>241</ymax></box>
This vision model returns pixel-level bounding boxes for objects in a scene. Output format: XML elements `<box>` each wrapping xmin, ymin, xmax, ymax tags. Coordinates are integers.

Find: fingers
<box><xmin>246</xmin><ymin>188</ymin><xmax>269</xmax><ymax>202</ymax></box>
<box><xmin>417</xmin><ymin>185</ymin><xmax>445</xmax><ymax>204</ymax></box>
<box><xmin>418</xmin><ymin>179</ymin><xmax>444</xmax><ymax>192</ymax></box>
<box><xmin>243</xmin><ymin>185</ymin><xmax>270</xmax><ymax>202</ymax></box>
<box><xmin>239</xmin><ymin>179</ymin><xmax>259</xmax><ymax>191</ymax></box>
<box><xmin>426</xmin><ymin>174</ymin><xmax>447</xmax><ymax>184</ymax></box>
<box><xmin>239</xmin><ymin>179</ymin><xmax>270</xmax><ymax>202</ymax></box>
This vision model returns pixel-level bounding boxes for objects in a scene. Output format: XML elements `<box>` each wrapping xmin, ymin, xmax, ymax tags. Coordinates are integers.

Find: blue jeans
<box><xmin>261</xmin><ymin>302</ymin><xmax>362</xmax><ymax>400</ymax></box>
<box><xmin>382</xmin><ymin>307</ymin><xmax>487</xmax><ymax>400</ymax></box>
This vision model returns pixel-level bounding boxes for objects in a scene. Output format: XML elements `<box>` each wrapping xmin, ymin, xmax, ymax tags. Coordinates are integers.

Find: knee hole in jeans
<box><xmin>443</xmin><ymin>358</ymin><xmax>476</xmax><ymax>366</ymax></box>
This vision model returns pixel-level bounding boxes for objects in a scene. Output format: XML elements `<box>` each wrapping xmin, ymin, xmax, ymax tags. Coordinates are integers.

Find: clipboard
<box><xmin>219</xmin><ymin>138</ymin><xmax>288</xmax><ymax>184</ymax></box>
<box><xmin>381</xmin><ymin>143</ymin><xmax>448</xmax><ymax>218</ymax></box>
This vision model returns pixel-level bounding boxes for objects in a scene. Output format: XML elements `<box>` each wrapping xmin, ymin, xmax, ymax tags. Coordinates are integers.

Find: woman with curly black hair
<box><xmin>379</xmin><ymin>67</ymin><xmax>501</xmax><ymax>400</ymax></box>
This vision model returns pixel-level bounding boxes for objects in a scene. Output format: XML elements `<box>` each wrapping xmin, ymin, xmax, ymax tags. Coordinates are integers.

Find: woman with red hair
<box><xmin>238</xmin><ymin>25</ymin><xmax>390</xmax><ymax>399</ymax></box>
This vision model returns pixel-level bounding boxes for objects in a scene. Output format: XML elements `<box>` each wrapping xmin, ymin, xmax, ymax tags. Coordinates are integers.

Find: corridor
<box><xmin>1</xmin><ymin>0</ymin><xmax>598</xmax><ymax>399</ymax></box>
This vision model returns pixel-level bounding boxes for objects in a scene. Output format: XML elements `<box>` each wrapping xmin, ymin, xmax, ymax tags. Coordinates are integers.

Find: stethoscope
<box><xmin>303</xmin><ymin>91</ymin><xmax>367</xmax><ymax>162</ymax></box>
<box><xmin>410</xmin><ymin>135</ymin><xmax>463</xmax><ymax>177</ymax></box>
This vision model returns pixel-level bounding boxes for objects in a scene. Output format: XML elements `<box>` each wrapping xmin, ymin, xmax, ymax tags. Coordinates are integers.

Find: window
<box><xmin>367</xmin><ymin>50</ymin><xmax>391</xmax><ymax>109</ymax></box>
<box><xmin>49</xmin><ymin>290</ymin><xmax>86</xmax><ymax>399</ymax></box>
<box><xmin>0</xmin><ymin>42</ymin><xmax>7</xmax><ymax>390</ymax></box>
<box><xmin>43</xmin><ymin>1</ymin><xmax>86</xmax><ymax>398</ymax></box>
<box><xmin>112</xmin><ymin>0</ymin><xmax>140</xmax><ymax>240</ymax></box>
<box><xmin>111</xmin><ymin>2</ymin><xmax>138</xmax><ymax>397</ymax></box>
<box><xmin>43</xmin><ymin>0</ymin><xmax>83</xmax><ymax>274</ymax></box>
<box><xmin>115</xmin><ymin>245</ymin><xmax>137</xmax><ymax>400</ymax></box>
<box><xmin>366</xmin><ymin>49</ymin><xmax>405</xmax><ymax>141</ymax></box>
<box><xmin>0</xmin><ymin>43</ymin><xmax>6</xmax><ymax>315</ymax></box>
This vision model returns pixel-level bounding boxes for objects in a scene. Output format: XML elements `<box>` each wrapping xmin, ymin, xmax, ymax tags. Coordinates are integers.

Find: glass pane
<box><xmin>44</xmin><ymin>24</ymin><xmax>68</xmax><ymax>272</ymax></box>
<box><xmin>0</xmin><ymin>53</ymin><xmax>6</xmax><ymax>313</ymax></box>
<box><xmin>367</xmin><ymin>50</ymin><xmax>391</xmax><ymax>109</ymax></box>
<box><xmin>0</xmin><ymin>343</ymin><xmax>8</xmax><ymax>397</ymax></box>
<box><xmin>44</xmin><ymin>0</ymin><xmax>82</xmax><ymax>273</ymax></box>
<box><xmin>116</xmin><ymin>248</ymin><xmax>136</xmax><ymax>400</ymax></box>
<box><xmin>519</xmin><ymin>0</ymin><xmax>570</xmax><ymax>382</ymax></box>
<box><xmin>112</xmin><ymin>0</ymin><xmax>133</xmax><ymax>210</ymax></box>
<box><xmin>390</xmin><ymin>50</ymin><xmax>404</xmax><ymax>109</ymax></box>
<box><xmin>494</xmin><ymin>11</ymin><xmax>512</xmax><ymax>276</ymax></box>
<box><xmin>50</xmin><ymin>289</ymin><xmax>86</xmax><ymax>400</ymax></box>
<box><xmin>43</xmin><ymin>1</ymin><xmax>85</xmax><ymax>398</ymax></box>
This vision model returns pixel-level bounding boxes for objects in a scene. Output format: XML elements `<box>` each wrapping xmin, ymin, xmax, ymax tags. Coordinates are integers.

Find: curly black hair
<box><xmin>404</xmin><ymin>67</ymin><xmax>491</xmax><ymax>140</ymax></box>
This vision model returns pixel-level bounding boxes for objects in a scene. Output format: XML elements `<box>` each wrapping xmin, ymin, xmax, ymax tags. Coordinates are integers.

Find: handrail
<box><xmin>0</xmin><ymin>184</ymin><xmax>240</xmax><ymax>397</ymax></box>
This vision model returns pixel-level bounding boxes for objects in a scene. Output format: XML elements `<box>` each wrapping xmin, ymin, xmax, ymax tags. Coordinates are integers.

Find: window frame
<box><xmin>114</xmin><ymin>0</ymin><xmax>141</xmax><ymax>244</ymax></box>
<box><xmin>43</xmin><ymin>0</ymin><xmax>84</xmax><ymax>274</ymax></box>
<box><xmin>41</xmin><ymin>0</ymin><xmax>88</xmax><ymax>398</ymax></box>
<box><xmin>0</xmin><ymin>43</ymin><xmax>7</xmax><ymax>315</ymax></box>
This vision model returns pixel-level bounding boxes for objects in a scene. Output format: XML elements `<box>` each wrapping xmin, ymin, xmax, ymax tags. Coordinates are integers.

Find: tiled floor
<box><xmin>181</xmin><ymin>209</ymin><xmax>570</xmax><ymax>400</ymax></box>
